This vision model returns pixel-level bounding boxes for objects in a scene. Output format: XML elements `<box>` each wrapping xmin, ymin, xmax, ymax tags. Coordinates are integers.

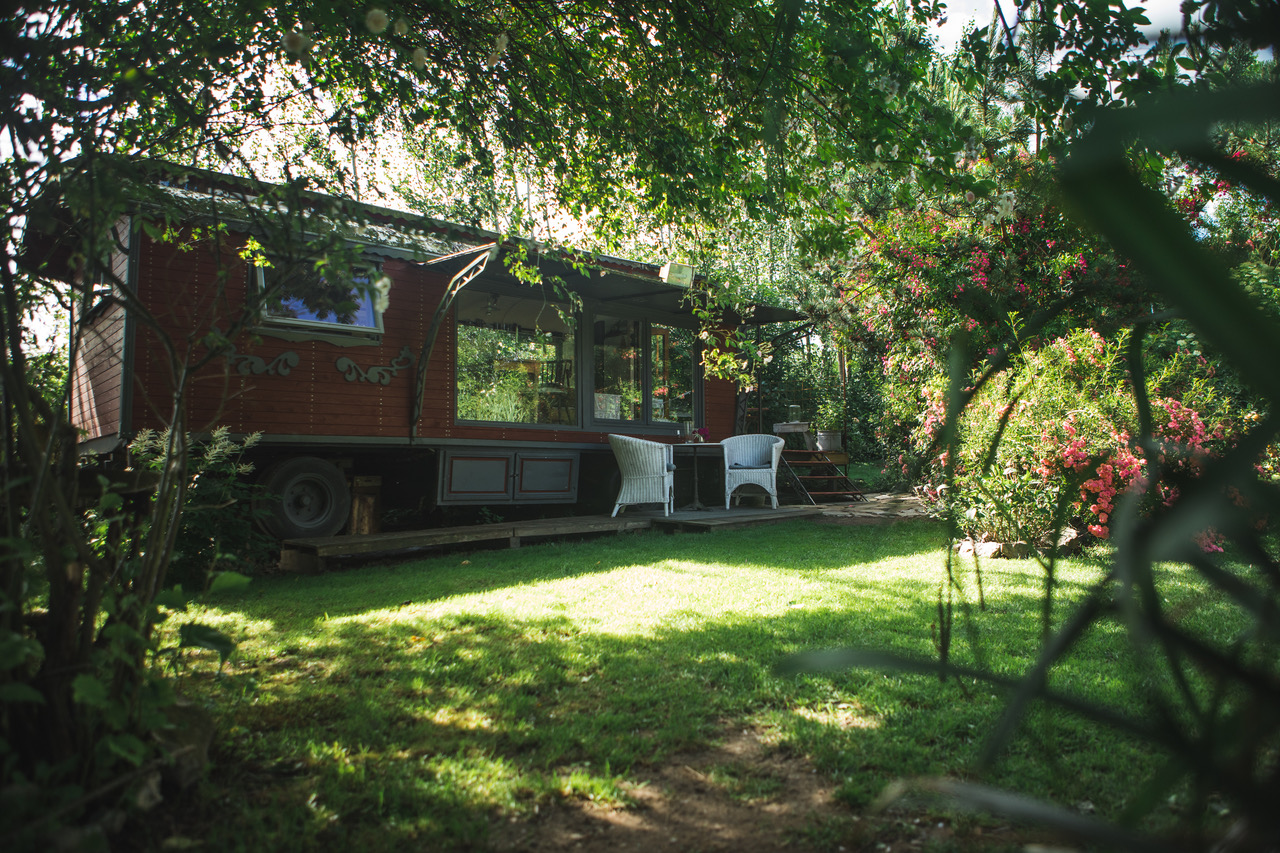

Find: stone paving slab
<box><xmin>812</xmin><ymin>492</ymin><xmax>931</xmax><ymax>522</ymax></box>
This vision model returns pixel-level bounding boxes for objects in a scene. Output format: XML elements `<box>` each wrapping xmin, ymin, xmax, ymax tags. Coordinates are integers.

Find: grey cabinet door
<box><xmin>439</xmin><ymin>449</ymin><xmax>578</xmax><ymax>505</ymax></box>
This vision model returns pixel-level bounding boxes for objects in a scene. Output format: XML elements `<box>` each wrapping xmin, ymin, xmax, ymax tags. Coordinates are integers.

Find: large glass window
<box><xmin>455</xmin><ymin>291</ymin><xmax>577</xmax><ymax>425</ymax></box>
<box><xmin>592</xmin><ymin>316</ymin><xmax>643</xmax><ymax>422</ymax></box>
<box><xmin>594</xmin><ymin>316</ymin><xmax>696</xmax><ymax>430</ymax></box>
<box><xmin>650</xmin><ymin>324</ymin><xmax>695</xmax><ymax>427</ymax></box>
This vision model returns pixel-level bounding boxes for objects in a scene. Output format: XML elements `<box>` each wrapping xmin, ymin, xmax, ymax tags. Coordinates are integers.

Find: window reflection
<box><xmin>592</xmin><ymin>316</ymin><xmax>642</xmax><ymax>421</ymax></box>
<box><xmin>259</xmin><ymin>266</ymin><xmax>380</xmax><ymax>331</ymax></box>
<box><xmin>455</xmin><ymin>291</ymin><xmax>576</xmax><ymax>425</ymax></box>
<box><xmin>650</xmin><ymin>324</ymin><xmax>694</xmax><ymax>426</ymax></box>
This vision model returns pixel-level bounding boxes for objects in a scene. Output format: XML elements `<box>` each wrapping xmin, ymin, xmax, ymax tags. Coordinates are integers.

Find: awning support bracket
<box><xmin>410</xmin><ymin>243</ymin><xmax>498</xmax><ymax>438</ymax></box>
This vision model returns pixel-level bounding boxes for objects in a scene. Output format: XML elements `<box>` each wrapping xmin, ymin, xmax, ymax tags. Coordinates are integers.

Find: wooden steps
<box><xmin>779</xmin><ymin>448</ymin><xmax>865</xmax><ymax>505</ymax></box>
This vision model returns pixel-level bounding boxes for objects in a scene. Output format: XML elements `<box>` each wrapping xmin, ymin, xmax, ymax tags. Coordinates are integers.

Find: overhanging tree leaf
<box><xmin>1059</xmin><ymin>83</ymin><xmax>1280</xmax><ymax>405</ymax></box>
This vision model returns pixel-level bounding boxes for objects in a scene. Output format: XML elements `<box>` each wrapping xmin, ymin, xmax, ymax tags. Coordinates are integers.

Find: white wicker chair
<box><xmin>608</xmin><ymin>434</ymin><xmax>675</xmax><ymax>517</ymax></box>
<box><xmin>722</xmin><ymin>434</ymin><xmax>785</xmax><ymax>509</ymax></box>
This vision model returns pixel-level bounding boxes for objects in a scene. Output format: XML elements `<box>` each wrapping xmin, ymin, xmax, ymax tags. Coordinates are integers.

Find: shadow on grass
<box><xmin>210</xmin><ymin>518</ymin><xmax>1106</xmax><ymax>638</ymax></box>
<box><xmin>173</xmin><ymin>526</ymin><xmax>1166</xmax><ymax>853</ymax></box>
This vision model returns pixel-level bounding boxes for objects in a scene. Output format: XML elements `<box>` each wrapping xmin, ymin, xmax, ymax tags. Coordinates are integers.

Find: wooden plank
<box><xmin>651</xmin><ymin>506</ymin><xmax>822</xmax><ymax>532</ymax></box>
<box><xmin>309</xmin><ymin>525</ymin><xmax>520</xmax><ymax>557</ymax></box>
<box><xmin>278</xmin><ymin>548</ymin><xmax>318</xmax><ymax>573</ymax></box>
<box><xmin>704</xmin><ymin>377</ymin><xmax>735</xmax><ymax>440</ymax></box>
<box><xmin>513</xmin><ymin>517</ymin><xmax>649</xmax><ymax>537</ymax></box>
<box><xmin>281</xmin><ymin>515</ymin><xmax>655</xmax><ymax>563</ymax></box>
<box><xmin>72</xmin><ymin>306</ymin><xmax>128</xmax><ymax>441</ymax></box>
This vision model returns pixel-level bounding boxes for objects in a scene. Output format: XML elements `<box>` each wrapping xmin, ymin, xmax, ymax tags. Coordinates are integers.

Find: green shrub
<box><xmin>921</xmin><ymin>328</ymin><xmax>1249</xmax><ymax>546</ymax></box>
<box><xmin>130</xmin><ymin>427</ymin><xmax>274</xmax><ymax>589</ymax></box>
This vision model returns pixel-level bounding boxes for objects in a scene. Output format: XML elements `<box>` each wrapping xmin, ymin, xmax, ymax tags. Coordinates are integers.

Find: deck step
<box><xmin>652</xmin><ymin>506</ymin><xmax>821</xmax><ymax>532</ymax></box>
<box><xmin>779</xmin><ymin>448</ymin><xmax>866</xmax><ymax>505</ymax></box>
<box><xmin>280</xmin><ymin>515</ymin><xmax>650</xmax><ymax>572</ymax></box>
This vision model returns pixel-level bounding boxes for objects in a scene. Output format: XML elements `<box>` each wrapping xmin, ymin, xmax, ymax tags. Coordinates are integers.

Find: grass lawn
<box><xmin>149</xmin><ymin>518</ymin><xmax>1232</xmax><ymax>851</ymax></box>
<box><xmin>846</xmin><ymin>459</ymin><xmax>889</xmax><ymax>489</ymax></box>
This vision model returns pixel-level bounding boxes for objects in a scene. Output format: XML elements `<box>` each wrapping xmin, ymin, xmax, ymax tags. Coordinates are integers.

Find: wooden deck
<box><xmin>279</xmin><ymin>505</ymin><xmax>829</xmax><ymax>572</ymax></box>
<box><xmin>649</xmin><ymin>504</ymin><xmax>826</xmax><ymax>532</ymax></box>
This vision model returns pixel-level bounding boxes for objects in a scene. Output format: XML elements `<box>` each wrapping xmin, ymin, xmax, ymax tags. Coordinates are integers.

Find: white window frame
<box><xmin>255</xmin><ymin>262</ymin><xmax>385</xmax><ymax>337</ymax></box>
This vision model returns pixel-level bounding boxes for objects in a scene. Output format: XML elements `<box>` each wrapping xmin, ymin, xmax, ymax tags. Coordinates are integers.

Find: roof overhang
<box><xmin>27</xmin><ymin>161</ymin><xmax>804</xmax><ymax>327</ymax></box>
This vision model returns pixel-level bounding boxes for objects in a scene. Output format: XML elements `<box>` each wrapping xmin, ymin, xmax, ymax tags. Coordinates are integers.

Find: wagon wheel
<box><xmin>257</xmin><ymin>457</ymin><xmax>351</xmax><ymax>539</ymax></box>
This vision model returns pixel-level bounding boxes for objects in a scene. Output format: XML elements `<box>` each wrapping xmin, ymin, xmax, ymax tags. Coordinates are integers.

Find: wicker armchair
<box><xmin>722</xmin><ymin>434</ymin><xmax>785</xmax><ymax>509</ymax></box>
<box><xmin>608</xmin><ymin>434</ymin><xmax>676</xmax><ymax>517</ymax></box>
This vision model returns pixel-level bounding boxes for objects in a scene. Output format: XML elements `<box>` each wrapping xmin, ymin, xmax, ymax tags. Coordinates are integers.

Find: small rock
<box><xmin>1007</xmin><ymin>541</ymin><xmax>1031</xmax><ymax>558</ymax></box>
<box><xmin>974</xmin><ymin>541</ymin><xmax>1003</xmax><ymax>558</ymax></box>
<box><xmin>1057</xmin><ymin>526</ymin><xmax>1090</xmax><ymax>555</ymax></box>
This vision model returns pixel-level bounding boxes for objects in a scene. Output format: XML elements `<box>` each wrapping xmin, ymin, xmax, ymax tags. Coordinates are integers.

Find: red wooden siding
<box><xmin>125</xmin><ymin>240</ymin><xmax>458</xmax><ymax>440</ymax></box>
<box><xmin>76</xmin><ymin>226</ymin><xmax>738</xmax><ymax>451</ymax></box>
<box><xmin>703</xmin><ymin>376</ymin><xmax>736</xmax><ymax>441</ymax></box>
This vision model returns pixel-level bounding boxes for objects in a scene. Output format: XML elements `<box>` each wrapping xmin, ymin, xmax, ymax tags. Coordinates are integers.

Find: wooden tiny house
<box><xmin>46</xmin><ymin>165</ymin><xmax>794</xmax><ymax>538</ymax></box>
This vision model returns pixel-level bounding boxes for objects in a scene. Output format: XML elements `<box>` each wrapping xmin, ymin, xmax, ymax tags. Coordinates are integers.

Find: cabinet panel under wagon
<box><xmin>438</xmin><ymin>449</ymin><xmax>579</xmax><ymax>505</ymax></box>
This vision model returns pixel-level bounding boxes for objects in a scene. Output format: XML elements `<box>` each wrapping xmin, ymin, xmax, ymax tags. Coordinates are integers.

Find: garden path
<box><xmin>812</xmin><ymin>492</ymin><xmax>931</xmax><ymax>524</ymax></box>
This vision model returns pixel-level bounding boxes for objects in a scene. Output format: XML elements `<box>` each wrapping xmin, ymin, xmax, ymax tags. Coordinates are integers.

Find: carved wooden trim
<box><xmin>336</xmin><ymin>346</ymin><xmax>413</xmax><ymax>385</ymax></box>
<box><xmin>229</xmin><ymin>348</ymin><xmax>300</xmax><ymax>377</ymax></box>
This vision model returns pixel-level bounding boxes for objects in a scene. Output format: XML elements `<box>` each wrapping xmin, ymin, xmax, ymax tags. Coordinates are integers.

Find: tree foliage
<box><xmin>781</xmin><ymin>6</ymin><xmax>1280</xmax><ymax>847</ymax></box>
<box><xmin>5</xmin><ymin>0</ymin><xmax>1280</xmax><ymax>846</ymax></box>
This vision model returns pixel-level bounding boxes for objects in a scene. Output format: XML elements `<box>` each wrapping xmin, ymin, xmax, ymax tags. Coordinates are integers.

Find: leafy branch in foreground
<box><xmin>784</xmin><ymin>72</ymin><xmax>1280</xmax><ymax>851</ymax></box>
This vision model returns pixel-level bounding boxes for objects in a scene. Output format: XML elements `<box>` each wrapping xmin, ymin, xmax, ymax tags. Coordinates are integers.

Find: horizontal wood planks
<box><xmin>704</xmin><ymin>376</ymin><xmax>736</xmax><ymax>440</ymax></box>
<box><xmin>279</xmin><ymin>514</ymin><xmax>653</xmax><ymax>571</ymax></box>
<box><xmin>71</xmin><ymin>303</ymin><xmax>126</xmax><ymax>441</ymax></box>
<box><xmin>70</xmin><ymin>223</ymin><xmax>133</xmax><ymax>442</ymax></box>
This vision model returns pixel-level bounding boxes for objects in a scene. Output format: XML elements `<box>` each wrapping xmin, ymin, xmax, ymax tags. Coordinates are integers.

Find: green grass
<box><xmin>153</xmin><ymin>519</ymin><xmax>1238</xmax><ymax>851</ymax></box>
<box><xmin>846</xmin><ymin>459</ymin><xmax>889</xmax><ymax>488</ymax></box>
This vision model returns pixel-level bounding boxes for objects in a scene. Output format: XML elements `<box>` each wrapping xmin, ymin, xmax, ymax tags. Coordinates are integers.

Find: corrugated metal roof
<box><xmin>143</xmin><ymin>166</ymin><xmax>801</xmax><ymax>325</ymax></box>
<box><xmin>148</xmin><ymin>183</ymin><xmax>476</xmax><ymax>263</ymax></box>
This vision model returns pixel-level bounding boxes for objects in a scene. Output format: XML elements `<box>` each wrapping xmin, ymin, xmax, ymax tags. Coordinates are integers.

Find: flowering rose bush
<box><xmin>820</xmin><ymin>157</ymin><xmax>1157</xmax><ymax>486</ymax></box>
<box><xmin>914</xmin><ymin>328</ymin><xmax>1246</xmax><ymax>548</ymax></box>
<box><xmin>816</xmin><ymin>154</ymin><xmax>1276</xmax><ymax>542</ymax></box>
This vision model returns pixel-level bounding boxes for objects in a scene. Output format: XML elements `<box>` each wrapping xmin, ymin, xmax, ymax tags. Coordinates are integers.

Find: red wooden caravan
<box><xmin>40</xmin><ymin>164</ymin><xmax>795</xmax><ymax>538</ymax></box>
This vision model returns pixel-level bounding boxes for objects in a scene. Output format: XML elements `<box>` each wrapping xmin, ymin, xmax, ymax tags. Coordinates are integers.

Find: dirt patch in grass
<box><xmin>487</xmin><ymin>727</ymin><xmax>1025</xmax><ymax>853</ymax></box>
<box><xmin>489</xmin><ymin>727</ymin><xmax>831</xmax><ymax>852</ymax></box>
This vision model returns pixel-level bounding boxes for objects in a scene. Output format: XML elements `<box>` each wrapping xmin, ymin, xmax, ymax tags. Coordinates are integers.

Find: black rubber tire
<box><xmin>257</xmin><ymin>456</ymin><xmax>351</xmax><ymax>539</ymax></box>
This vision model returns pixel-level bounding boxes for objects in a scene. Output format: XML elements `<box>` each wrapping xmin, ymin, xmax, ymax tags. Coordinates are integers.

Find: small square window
<box><xmin>256</xmin><ymin>264</ymin><xmax>383</xmax><ymax>334</ymax></box>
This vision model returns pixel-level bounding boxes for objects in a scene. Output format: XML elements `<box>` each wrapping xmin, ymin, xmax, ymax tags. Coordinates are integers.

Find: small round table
<box><xmin>677</xmin><ymin>440</ymin><xmax>720</xmax><ymax>511</ymax></box>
